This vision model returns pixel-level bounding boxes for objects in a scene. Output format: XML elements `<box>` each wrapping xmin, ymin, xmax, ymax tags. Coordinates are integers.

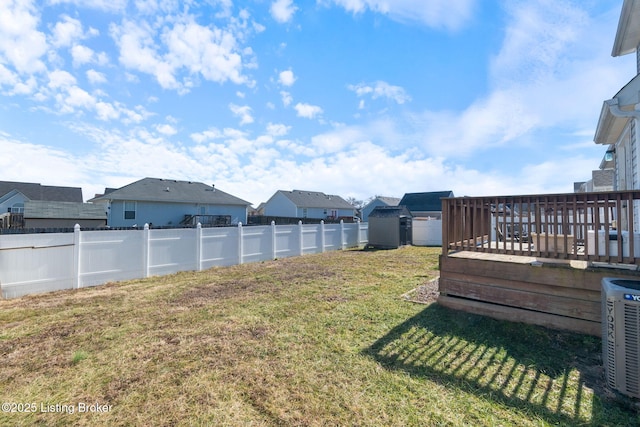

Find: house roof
<box><xmin>612</xmin><ymin>0</ymin><xmax>640</xmax><ymax>57</ymax></box>
<box><xmin>0</xmin><ymin>181</ymin><xmax>83</xmax><ymax>202</ymax></box>
<box><xmin>24</xmin><ymin>200</ymin><xmax>106</xmax><ymax>220</ymax></box>
<box><xmin>375</xmin><ymin>196</ymin><xmax>401</xmax><ymax>206</ymax></box>
<box><xmin>89</xmin><ymin>178</ymin><xmax>251</xmax><ymax>206</ymax></box>
<box><xmin>276</xmin><ymin>190</ymin><xmax>354</xmax><ymax>209</ymax></box>
<box><xmin>399</xmin><ymin>191</ymin><xmax>454</xmax><ymax>212</ymax></box>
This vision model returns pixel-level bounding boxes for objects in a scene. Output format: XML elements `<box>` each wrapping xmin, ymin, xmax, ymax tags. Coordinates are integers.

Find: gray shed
<box><xmin>367</xmin><ymin>206</ymin><xmax>412</xmax><ymax>249</ymax></box>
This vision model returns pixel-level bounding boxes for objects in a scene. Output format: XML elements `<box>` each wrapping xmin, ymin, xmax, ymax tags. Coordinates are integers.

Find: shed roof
<box><xmin>399</xmin><ymin>191</ymin><xmax>454</xmax><ymax>212</ymax></box>
<box><xmin>368</xmin><ymin>205</ymin><xmax>412</xmax><ymax>218</ymax></box>
<box><xmin>89</xmin><ymin>178</ymin><xmax>251</xmax><ymax>206</ymax></box>
<box><xmin>276</xmin><ymin>190</ymin><xmax>354</xmax><ymax>209</ymax></box>
<box><xmin>0</xmin><ymin>181</ymin><xmax>82</xmax><ymax>202</ymax></box>
<box><xmin>24</xmin><ymin>201</ymin><xmax>106</xmax><ymax>219</ymax></box>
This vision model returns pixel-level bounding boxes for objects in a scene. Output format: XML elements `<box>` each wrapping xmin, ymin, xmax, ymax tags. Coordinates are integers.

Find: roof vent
<box><xmin>165</xmin><ymin>187</ymin><xmax>170</xmax><ymax>192</ymax></box>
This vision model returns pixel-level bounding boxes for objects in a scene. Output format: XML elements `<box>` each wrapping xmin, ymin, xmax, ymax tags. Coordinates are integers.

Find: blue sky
<box><xmin>0</xmin><ymin>0</ymin><xmax>634</xmax><ymax>206</ymax></box>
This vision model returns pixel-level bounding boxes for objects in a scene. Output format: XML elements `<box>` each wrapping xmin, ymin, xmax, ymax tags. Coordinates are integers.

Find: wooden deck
<box><xmin>439</xmin><ymin>251</ymin><xmax>640</xmax><ymax>336</ymax></box>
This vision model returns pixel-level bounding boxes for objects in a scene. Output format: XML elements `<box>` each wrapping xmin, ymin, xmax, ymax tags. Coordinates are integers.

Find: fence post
<box><xmin>320</xmin><ymin>220</ymin><xmax>325</xmax><ymax>253</ymax></box>
<box><xmin>299</xmin><ymin>220</ymin><xmax>304</xmax><ymax>255</ymax></box>
<box><xmin>340</xmin><ymin>220</ymin><xmax>345</xmax><ymax>250</ymax></box>
<box><xmin>143</xmin><ymin>223</ymin><xmax>150</xmax><ymax>278</ymax></box>
<box><xmin>271</xmin><ymin>221</ymin><xmax>277</xmax><ymax>260</ymax></box>
<box><xmin>238</xmin><ymin>222</ymin><xmax>244</xmax><ymax>264</ymax></box>
<box><xmin>73</xmin><ymin>224</ymin><xmax>81</xmax><ymax>289</ymax></box>
<box><xmin>196</xmin><ymin>223</ymin><xmax>203</xmax><ymax>271</ymax></box>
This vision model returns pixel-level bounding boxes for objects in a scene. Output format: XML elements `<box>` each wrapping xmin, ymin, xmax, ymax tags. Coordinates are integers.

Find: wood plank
<box><xmin>439</xmin><ymin>277</ymin><xmax>601</xmax><ymax>322</ymax></box>
<box><xmin>441</xmin><ymin>270</ymin><xmax>601</xmax><ymax>302</ymax></box>
<box><xmin>440</xmin><ymin>254</ymin><xmax>633</xmax><ymax>292</ymax></box>
<box><xmin>437</xmin><ymin>295</ymin><xmax>600</xmax><ymax>337</ymax></box>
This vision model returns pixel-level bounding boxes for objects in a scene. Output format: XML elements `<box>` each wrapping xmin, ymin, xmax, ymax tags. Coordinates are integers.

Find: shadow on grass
<box><xmin>365</xmin><ymin>304</ymin><xmax>637</xmax><ymax>426</ymax></box>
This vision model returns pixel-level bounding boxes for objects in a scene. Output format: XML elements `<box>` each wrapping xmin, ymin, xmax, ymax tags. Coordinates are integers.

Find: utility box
<box><xmin>367</xmin><ymin>206</ymin><xmax>412</xmax><ymax>249</ymax></box>
<box><xmin>602</xmin><ymin>277</ymin><xmax>640</xmax><ymax>398</ymax></box>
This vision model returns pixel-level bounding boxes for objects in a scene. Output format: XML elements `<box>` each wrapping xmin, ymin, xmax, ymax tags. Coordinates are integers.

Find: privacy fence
<box><xmin>0</xmin><ymin>221</ymin><xmax>369</xmax><ymax>299</ymax></box>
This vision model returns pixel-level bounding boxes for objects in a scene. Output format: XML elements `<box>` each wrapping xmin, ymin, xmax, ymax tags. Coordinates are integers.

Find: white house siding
<box><xmin>611</xmin><ymin>119</ymin><xmax>640</xmax><ymax>232</ymax></box>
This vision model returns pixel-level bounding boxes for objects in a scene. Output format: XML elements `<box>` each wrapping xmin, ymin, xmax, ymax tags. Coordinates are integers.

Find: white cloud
<box><xmin>278</xmin><ymin>69</ymin><xmax>296</xmax><ymax>86</ymax></box>
<box><xmin>270</xmin><ymin>0</ymin><xmax>298</xmax><ymax>23</ymax></box>
<box><xmin>49</xmin><ymin>0</ymin><xmax>128</xmax><ymax>12</ymax></box>
<box><xmin>48</xmin><ymin>69</ymin><xmax>77</xmax><ymax>88</ymax></box>
<box><xmin>111</xmin><ymin>15</ymin><xmax>254</xmax><ymax>92</ymax></box>
<box><xmin>0</xmin><ymin>0</ymin><xmax>48</xmax><ymax>73</ymax></box>
<box><xmin>111</xmin><ymin>20</ymin><xmax>180</xmax><ymax>90</ymax></box>
<box><xmin>86</xmin><ymin>69</ymin><xmax>107</xmax><ymax>84</ymax></box>
<box><xmin>50</xmin><ymin>15</ymin><xmax>84</xmax><ymax>48</ymax></box>
<box><xmin>295</xmin><ymin>102</ymin><xmax>323</xmax><ymax>119</ymax></box>
<box><xmin>164</xmin><ymin>17</ymin><xmax>248</xmax><ymax>85</ymax></box>
<box><xmin>325</xmin><ymin>0</ymin><xmax>475</xmax><ymax>30</ymax></box>
<box><xmin>229</xmin><ymin>103</ymin><xmax>254</xmax><ymax>125</ymax></box>
<box><xmin>190</xmin><ymin>128</ymin><xmax>223</xmax><ymax>143</ymax></box>
<box><xmin>348</xmin><ymin>81</ymin><xmax>411</xmax><ymax>104</ymax></box>
<box><xmin>94</xmin><ymin>101</ymin><xmax>118</xmax><ymax>120</ymax></box>
<box><xmin>266</xmin><ymin>122</ymin><xmax>290</xmax><ymax>137</ymax></box>
<box><xmin>156</xmin><ymin>123</ymin><xmax>177</xmax><ymax>135</ymax></box>
<box><xmin>0</xmin><ymin>133</ymin><xmax>89</xmax><ymax>191</ymax></box>
<box><xmin>280</xmin><ymin>90</ymin><xmax>293</xmax><ymax>107</ymax></box>
<box><xmin>71</xmin><ymin>44</ymin><xmax>95</xmax><ymax>66</ymax></box>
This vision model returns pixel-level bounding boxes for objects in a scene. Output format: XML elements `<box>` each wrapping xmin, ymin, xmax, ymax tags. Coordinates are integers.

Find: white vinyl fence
<box><xmin>412</xmin><ymin>218</ymin><xmax>443</xmax><ymax>246</ymax></box>
<box><xmin>0</xmin><ymin>221</ymin><xmax>369</xmax><ymax>299</ymax></box>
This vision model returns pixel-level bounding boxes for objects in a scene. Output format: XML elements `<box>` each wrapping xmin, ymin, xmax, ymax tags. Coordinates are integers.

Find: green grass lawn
<box><xmin>0</xmin><ymin>246</ymin><xmax>637</xmax><ymax>426</ymax></box>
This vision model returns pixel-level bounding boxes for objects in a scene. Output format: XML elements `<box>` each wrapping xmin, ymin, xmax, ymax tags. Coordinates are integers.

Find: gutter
<box><xmin>605</xmin><ymin>98</ymin><xmax>640</xmax><ymax>119</ymax></box>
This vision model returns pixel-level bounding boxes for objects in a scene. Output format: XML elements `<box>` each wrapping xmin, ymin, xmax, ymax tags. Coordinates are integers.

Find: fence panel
<box><xmin>201</xmin><ymin>227</ymin><xmax>239</xmax><ymax>268</ymax></box>
<box><xmin>79</xmin><ymin>229</ymin><xmax>145</xmax><ymax>287</ymax></box>
<box><xmin>274</xmin><ymin>224</ymin><xmax>299</xmax><ymax>259</ymax></box>
<box><xmin>0</xmin><ymin>233</ymin><xmax>75</xmax><ymax>298</ymax></box>
<box><xmin>242</xmin><ymin>225</ymin><xmax>273</xmax><ymax>263</ymax></box>
<box><xmin>302</xmin><ymin>224</ymin><xmax>322</xmax><ymax>254</ymax></box>
<box><xmin>323</xmin><ymin>224</ymin><xmax>342</xmax><ymax>250</ymax></box>
<box><xmin>148</xmin><ymin>228</ymin><xmax>198</xmax><ymax>276</ymax></box>
<box><xmin>343</xmin><ymin>223</ymin><xmax>360</xmax><ymax>247</ymax></box>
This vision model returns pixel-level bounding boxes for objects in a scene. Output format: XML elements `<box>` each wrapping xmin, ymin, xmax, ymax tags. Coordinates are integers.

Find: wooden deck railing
<box><xmin>442</xmin><ymin>191</ymin><xmax>640</xmax><ymax>265</ymax></box>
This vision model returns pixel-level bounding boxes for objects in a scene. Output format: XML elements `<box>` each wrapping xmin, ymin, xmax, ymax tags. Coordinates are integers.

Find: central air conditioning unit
<box><xmin>602</xmin><ymin>277</ymin><xmax>640</xmax><ymax>398</ymax></box>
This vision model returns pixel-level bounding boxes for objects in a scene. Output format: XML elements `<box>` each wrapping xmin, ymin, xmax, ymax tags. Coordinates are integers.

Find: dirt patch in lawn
<box><xmin>402</xmin><ymin>277</ymin><xmax>439</xmax><ymax>304</ymax></box>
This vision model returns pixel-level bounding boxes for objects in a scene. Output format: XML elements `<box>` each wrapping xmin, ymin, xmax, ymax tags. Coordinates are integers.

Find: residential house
<box><xmin>575</xmin><ymin>153</ymin><xmax>615</xmax><ymax>193</ymax></box>
<box><xmin>398</xmin><ymin>191</ymin><xmax>454</xmax><ymax>219</ymax></box>
<box><xmin>22</xmin><ymin>200</ymin><xmax>107</xmax><ymax>229</ymax></box>
<box><xmin>262</xmin><ymin>190</ymin><xmax>356</xmax><ymax>221</ymax></box>
<box><xmin>0</xmin><ymin>180</ymin><xmax>83</xmax><ymax>228</ymax></box>
<box><xmin>593</xmin><ymin>0</ymin><xmax>640</xmax><ymax>229</ymax></box>
<box><xmin>361</xmin><ymin>196</ymin><xmax>401</xmax><ymax>222</ymax></box>
<box><xmin>89</xmin><ymin>178</ymin><xmax>251</xmax><ymax>227</ymax></box>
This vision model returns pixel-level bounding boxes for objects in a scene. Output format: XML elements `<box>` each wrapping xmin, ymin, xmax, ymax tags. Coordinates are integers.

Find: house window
<box><xmin>124</xmin><ymin>201</ymin><xmax>136</xmax><ymax>220</ymax></box>
<box><xmin>9</xmin><ymin>203</ymin><xmax>24</xmax><ymax>213</ymax></box>
<box><xmin>302</xmin><ymin>208</ymin><xmax>308</xmax><ymax>218</ymax></box>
